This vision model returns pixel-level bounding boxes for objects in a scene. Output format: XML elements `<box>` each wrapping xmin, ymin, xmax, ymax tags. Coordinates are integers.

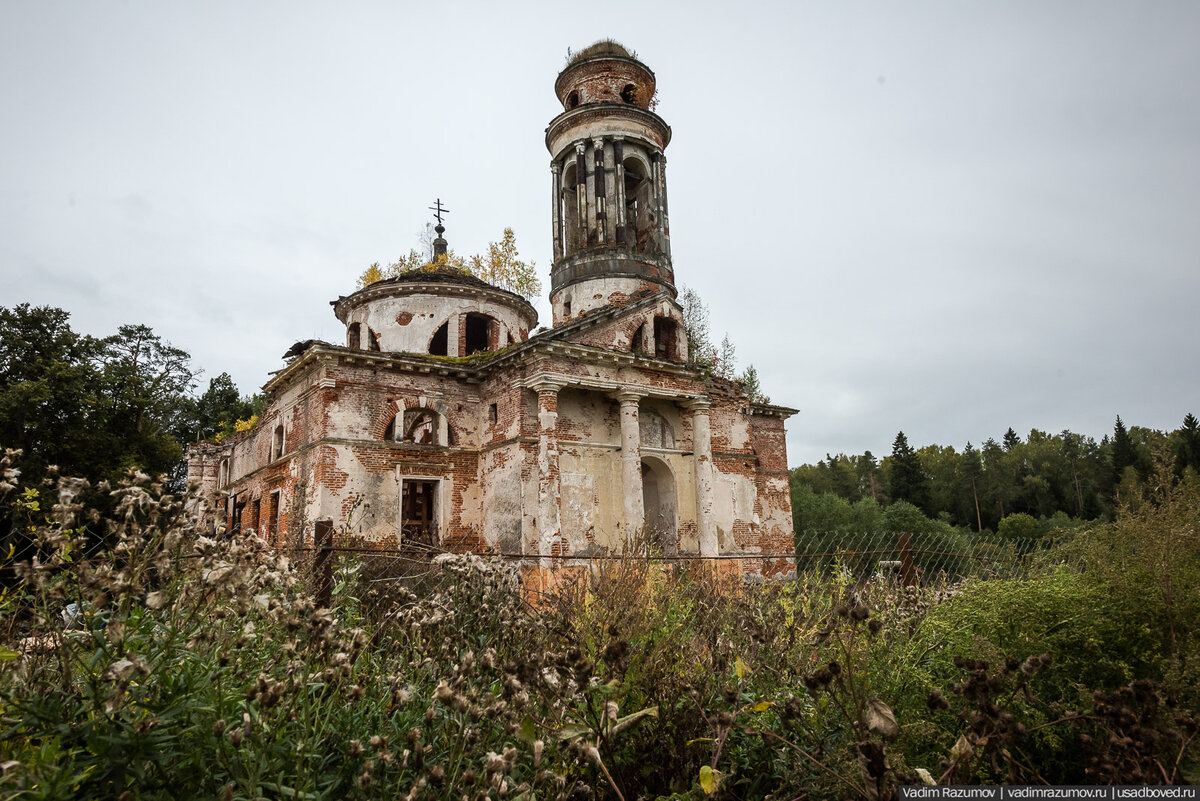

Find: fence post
<box><xmin>898</xmin><ymin>532</ymin><xmax>916</xmax><ymax>587</ymax></box>
<box><xmin>314</xmin><ymin>519</ymin><xmax>333</xmax><ymax>609</ymax></box>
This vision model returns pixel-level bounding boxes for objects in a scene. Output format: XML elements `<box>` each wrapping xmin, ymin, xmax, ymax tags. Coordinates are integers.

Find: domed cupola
<box><xmin>547</xmin><ymin>41</ymin><xmax>674</xmax><ymax>325</ymax></box>
<box><xmin>331</xmin><ymin>221</ymin><xmax>538</xmax><ymax>357</ymax></box>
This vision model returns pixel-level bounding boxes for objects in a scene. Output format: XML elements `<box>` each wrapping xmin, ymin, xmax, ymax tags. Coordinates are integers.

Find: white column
<box><xmin>575</xmin><ymin>141</ymin><xmax>588</xmax><ymax>250</ymax></box>
<box><xmin>686</xmin><ymin>398</ymin><xmax>718</xmax><ymax>557</ymax></box>
<box><xmin>532</xmin><ymin>379</ymin><xmax>564</xmax><ymax>567</ymax></box>
<box><xmin>613</xmin><ymin>390</ymin><xmax>646</xmax><ymax>540</ymax></box>
<box><xmin>551</xmin><ymin>160</ymin><xmax>563</xmax><ymax>262</ymax></box>
<box><xmin>447</xmin><ymin>313</ymin><xmax>461</xmax><ymax>358</ymax></box>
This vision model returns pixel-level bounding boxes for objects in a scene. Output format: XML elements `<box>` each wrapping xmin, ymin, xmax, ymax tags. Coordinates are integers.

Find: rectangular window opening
<box><xmin>401</xmin><ymin>479</ymin><xmax>439</xmax><ymax>547</ymax></box>
<box><xmin>266</xmin><ymin>490</ymin><xmax>281</xmax><ymax>546</ymax></box>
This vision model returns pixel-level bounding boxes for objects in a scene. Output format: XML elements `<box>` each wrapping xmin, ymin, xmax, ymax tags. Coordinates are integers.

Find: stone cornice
<box><xmin>515</xmin><ymin>370</ymin><xmax>703</xmax><ymax>403</ymax></box>
<box><xmin>263</xmin><ymin>345</ymin><xmax>484</xmax><ymax>393</ymax></box>
<box><xmin>546</xmin><ymin>103</ymin><xmax>671</xmax><ymax>156</ymax></box>
<box><xmin>331</xmin><ymin>278</ymin><xmax>537</xmax><ymax>326</ymax></box>
<box><xmin>749</xmin><ymin>402</ymin><xmax>800</xmax><ymax>419</ymax></box>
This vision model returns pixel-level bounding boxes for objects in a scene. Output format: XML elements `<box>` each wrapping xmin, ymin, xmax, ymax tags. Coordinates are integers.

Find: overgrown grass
<box><xmin>1</xmin><ymin>448</ymin><xmax>1196</xmax><ymax>798</ymax></box>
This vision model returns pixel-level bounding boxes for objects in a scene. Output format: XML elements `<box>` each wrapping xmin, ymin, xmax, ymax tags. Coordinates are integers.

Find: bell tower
<box><xmin>547</xmin><ymin>42</ymin><xmax>674</xmax><ymax>325</ymax></box>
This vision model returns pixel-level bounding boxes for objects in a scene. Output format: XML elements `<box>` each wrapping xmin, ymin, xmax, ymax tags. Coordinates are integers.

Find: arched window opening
<box><xmin>464</xmin><ymin>313</ymin><xmax>493</xmax><ymax>355</ymax></box>
<box><xmin>639</xmin><ymin>408</ymin><xmax>675</xmax><ymax>449</ymax></box>
<box><xmin>631</xmin><ymin>322</ymin><xmax>647</xmax><ymax>354</ymax></box>
<box><xmin>561</xmin><ymin>161</ymin><xmax>580</xmax><ymax>258</ymax></box>
<box><xmin>218</xmin><ymin>458</ymin><xmax>230</xmax><ymax>489</ymax></box>
<box><xmin>641</xmin><ymin>457</ymin><xmax>678</xmax><ymax>557</ymax></box>
<box><xmin>567</xmin><ymin>90</ymin><xmax>580</xmax><ymax>109</ymax></box>
<box><xmin>428</xmin><ymin>321</ymin><xmax>449</xmax><ymax>356</ymax></box>
<box><xmin>653</xmin><ymin>317</ymin><xmax>679</xmax><ymax>360</ymax></box>
<box><xmin>620</xmin><ymin>83</ymin><xmax>637</xmax><ymax>104</ymax></box>
<box><xmin>404</xmin><ymin>409</ymin><xmax>438</xmax><ymax>445</ymax></box>
<box><xmin>271</xmin><ymin>424</ymin><xmax>285</xmax><ymax>460</ymax></box>
<box><xmin>623</xmin><ymin>157</ymin><xmax>654</xmax><ymax>254</ymax></box>
<box><xmin>347</xmin><ymin>322</ymin><xmax>361</xmax><ymax>350</ymax></box>
<box><xmin>386</xmin><ymin>408</ymin><xmax>443</xmax><ymax>446</ymax></box>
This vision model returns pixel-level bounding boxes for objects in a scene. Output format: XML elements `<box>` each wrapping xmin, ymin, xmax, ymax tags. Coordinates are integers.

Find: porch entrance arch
<box><xmin>640</xmin><ymin>456</ymin><xmax>678</xmax><ymax>556</ymax></box>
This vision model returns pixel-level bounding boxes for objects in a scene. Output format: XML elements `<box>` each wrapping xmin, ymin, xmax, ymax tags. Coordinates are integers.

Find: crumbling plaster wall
<box><xmin>303</xmin><ymin>360</ymin><xmax>487</xmax><ymax>545</ymax></box>
<box><xmin>345</xmin><ymin>293</ymin><xmax>530</xmax><ymax>354</ymax></box>
<box><xmin>554</xmin><ymin>277</ymin><xmax>678</xmax><ymax>326</ymax></box>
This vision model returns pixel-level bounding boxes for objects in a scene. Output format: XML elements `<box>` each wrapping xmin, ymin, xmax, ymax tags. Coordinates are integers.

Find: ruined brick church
<box><xmin>188</xmin><ymin>43</ymin><xmax>797</xmax><ymax>578</ymax></box>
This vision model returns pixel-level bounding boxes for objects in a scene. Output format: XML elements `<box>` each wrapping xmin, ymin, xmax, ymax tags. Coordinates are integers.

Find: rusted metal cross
<box><xmin>428</xmin><ymin>198</ymin><xmax>450</xmax><ymax>225</ymax></box>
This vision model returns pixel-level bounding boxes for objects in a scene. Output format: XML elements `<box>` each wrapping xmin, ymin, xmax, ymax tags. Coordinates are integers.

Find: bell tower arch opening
<box><xmin>623</xmin><ymin>156</ymin><xmax>654</xmax><ymax>255</ymax></box>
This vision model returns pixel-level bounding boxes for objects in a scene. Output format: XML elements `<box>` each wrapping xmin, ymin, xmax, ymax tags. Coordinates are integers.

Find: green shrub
<box><xmin>997</xmin><ymin>512</ymin><xmax>1040</xmax><ymax>540</ymax></box>
<box><xmin>2</xmin><ymin>447</ymin><xmax>1195</xmax><ymax>798</ymax></box>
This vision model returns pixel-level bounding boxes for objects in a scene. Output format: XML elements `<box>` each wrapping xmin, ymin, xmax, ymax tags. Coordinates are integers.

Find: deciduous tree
<box><xmin>0</xmin><ymin>304</ymin><xmax>104</xmax><ymax>478</ymax></box>
<box><xmin>468</xmin><ymin>228</ymin><xmax>542</xmax><ymax>299</ymax></box>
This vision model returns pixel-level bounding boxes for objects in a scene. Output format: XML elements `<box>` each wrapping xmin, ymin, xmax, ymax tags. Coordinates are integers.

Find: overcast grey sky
<box><xmin>3</xmin><ymin>1</ymin><xmax>1198</xmax><ymax>466</ymax></box>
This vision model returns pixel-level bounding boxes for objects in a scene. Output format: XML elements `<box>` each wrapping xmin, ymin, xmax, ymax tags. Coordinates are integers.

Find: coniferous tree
<box><xmin>188</xmin><ymin>373</ymin><xmax>261</xmax><ymax>443</ymax></box>
<box><xmin>888</xmin><ymin>431</ymin><xmax>930</xmax><ymax>513</ymax></box>
<box><xmin>1177</xmin><ymin>413</ymin><xmax>1200</xmax><ymax>474</ymax></box>
<box><xmin>959</xmin><ymin>441</ymin><xmax>984</xmax><ymax>532</ymax></box>
<box><xmin>1111</xmin><ymin>415</ymin><xmax>1138</xmax><ymax>481</ymax></box>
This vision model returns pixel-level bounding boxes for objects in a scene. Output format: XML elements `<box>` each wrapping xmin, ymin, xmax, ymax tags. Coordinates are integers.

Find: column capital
<box><xmin>528</xmin><ymin>377</ymin><xmax>567</xmax><ymax>395</ymax></box>
<box><xmin>681</xmin><ymin>397</ymin><xmax>712</xmax><ymax>412</ymax></box>
<box><xmin>550</xmin><ymin>160</ymin><xmax>560</xmax><ymax>174</ymax></box>
<box><xmin>574</xmin><ymin>140</ymin><xmax>587</xmax><ymax>154</ymax></box>
<box><xmin>591</xmin><ymin>136</ymin><xmax>605</xmax><ymax>149</ymax></box>
<box><xmin>611</xmin><ymin>389</ymin><xmax>646</xmax><ymax>405</ymax></box>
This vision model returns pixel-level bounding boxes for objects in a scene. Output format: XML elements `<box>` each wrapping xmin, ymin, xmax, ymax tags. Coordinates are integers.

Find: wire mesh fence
<box><xmin>282</xmin><ymin>526</ymin><xmax>1057</xmax><ymax>613</ymax></box>
<box><xmin>794</xmin><ymin>528</ymin><xmax>1050</xmax><ymax>582</ymax></box>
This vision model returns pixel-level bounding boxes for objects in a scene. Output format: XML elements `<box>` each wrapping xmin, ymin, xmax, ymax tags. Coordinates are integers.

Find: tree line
<box><xmin>791</xmin><ymin>415</ymin><xmax>1200</xmax><ymax>537</ymax></box>
<box><xmin>0</xmin><ymin>303</ymin><xmax>260</xmax><ymax>493</ymax></box>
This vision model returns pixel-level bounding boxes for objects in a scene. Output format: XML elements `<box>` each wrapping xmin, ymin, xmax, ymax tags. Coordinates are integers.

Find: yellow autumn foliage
<box><xmin>355</xmin><ymin>229</ymin><xmax>540</xmax><ymax>299</ymax></box>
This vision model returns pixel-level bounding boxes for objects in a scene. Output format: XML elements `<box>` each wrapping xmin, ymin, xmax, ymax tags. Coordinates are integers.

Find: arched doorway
<box><xmin>641</xmin><ymin>456</ymin><xmax>678</xmax><ymax>557</ymax></box>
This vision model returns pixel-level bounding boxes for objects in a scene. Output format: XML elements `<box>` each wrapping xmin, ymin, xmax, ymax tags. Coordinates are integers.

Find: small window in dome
<box><xmin>429</xmin><ymin>321</ymin><xmax>449</xmax><ymax>356</ymax></box>
<box><xmin>567</xmin><ymin>90</ymin><xmax>580</xmax><ymax>109</ymax></box>
<box><xmin>464</xmin><ymin>313</ymin><xmax>496</xmax><ymax>355</ymax></box>
<box><xmin>620</xmin><ymin>83</ymin><xmax>637</xmax><ymax>104</ymax></box>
